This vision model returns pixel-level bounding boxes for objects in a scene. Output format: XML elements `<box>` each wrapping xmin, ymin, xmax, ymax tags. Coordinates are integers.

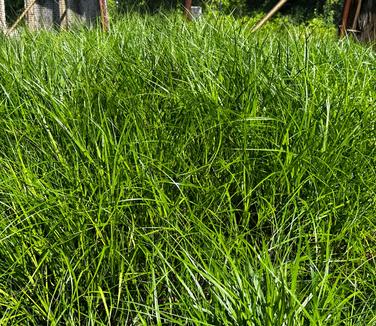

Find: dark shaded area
<box><xmin>67</xmin><ymin>0</ymin><xmax>99</xmax><ymax>23</ymax></box>
<box><xmin>4</xmin><ymin>1</ymin><xmax>343</xmax><ymax>22</ymax></box>
<box><xmin>345</xmin><ymin>0</ymin><xmax>376</xmax><ymax>42</ymax></box>
<box><xmin>249</xmin><ymin>0</ymin><xmax>325</xmax><ymax>12</ymax></box>
<box><xmin>36</xmin><ymin>0</ymin><xmax>60</xmax><ymax>27</ymax></box>
<box><xmin>116</xmin><ymin>0</ymin><xmax>182</xmax><ymax>13</ymax></box>
<box><xmin>115</xmin><ymin>0</ymin><xmax>344</xmax><ymax>22</ymax></box>
<box><xmin>5</xmin><ymin>0</ymin><xmax>23</xmax><ymax>24</ymax></box>
<box><xmin>358</xmin><ymin>0</ymin><xmax>376</xmax><ymax>41</ymax></box>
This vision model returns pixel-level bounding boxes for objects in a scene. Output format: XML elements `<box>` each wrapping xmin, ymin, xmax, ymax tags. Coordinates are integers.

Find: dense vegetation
<box><xmin>0</xmin><ymin>14</ymin><xmax>375</xmax><ymax>325</ymax></box>
<box><xmin>115</xmin><ymin>0</ymin><xmax>343</xmax><ymax>21</ymax></box>
<box><xmin>6</xmin><ymin>0</ymin><xmax>344</xmax><ymax>22</ymax></box>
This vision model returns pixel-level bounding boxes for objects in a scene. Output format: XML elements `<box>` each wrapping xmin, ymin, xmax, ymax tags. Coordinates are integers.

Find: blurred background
<box><xmin>6</xmin><ymin>0</ymin><xmax>344</xmax><ymax>24</ymax></box>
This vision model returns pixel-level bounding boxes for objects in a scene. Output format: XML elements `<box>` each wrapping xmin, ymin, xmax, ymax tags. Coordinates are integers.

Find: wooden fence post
<box><xmin>60</xmin><ymin>0</ymin><xmax>68</xmax><ymax>28</ymax></box>
<box><xmin>340</xmin><ymin>0</ymin><xmax>376</xmax><ymax>42</ymax></box>
<box><xmin>184</xmin><ymin>0</ymin><xmax>192</xmax><ymax>20</ymax></box>
<box><xmin>340</xmin><ymin>0</ymin><xmax>353</xmax><ymax>37</ymax></box>
<box><xmin>99</xmin><ymin>0</ymin><xmax>109</xmax><ymax>31</ymax></box>
<box><xmin>0</xmin><ymin>0</ymin><xmax>6</xmax><ymax>32</ymax></box>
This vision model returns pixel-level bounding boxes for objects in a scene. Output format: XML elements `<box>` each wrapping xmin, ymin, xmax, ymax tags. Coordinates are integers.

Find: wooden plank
<box><xmin>8</xmin><ymin>0</ymin><xmax>38</xmax><ymax>35</ymax></box>
<box><xmin>251</xmin><ymin>0</ymin><xmax>288</xmax><ymax>32</ymax></box>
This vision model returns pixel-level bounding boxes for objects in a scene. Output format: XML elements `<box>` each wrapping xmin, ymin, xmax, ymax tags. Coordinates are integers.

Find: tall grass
<box><xmin>0</xmin><ymin>14</ymin><xmax>375</xmax><ymax>325</ymax></box>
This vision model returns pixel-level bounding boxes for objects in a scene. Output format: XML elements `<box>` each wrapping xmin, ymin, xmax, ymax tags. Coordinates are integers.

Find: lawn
<box><xmin>0</xmin><ymin>14</ymin><xmax>375</xmax><ymax>325</ymax></box>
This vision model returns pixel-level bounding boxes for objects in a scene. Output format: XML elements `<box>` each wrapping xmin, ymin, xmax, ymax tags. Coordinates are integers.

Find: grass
<box><xmin>0</xmin><ymin>13</ymin><xmax>375</xmax><ymax>325</ymax></box>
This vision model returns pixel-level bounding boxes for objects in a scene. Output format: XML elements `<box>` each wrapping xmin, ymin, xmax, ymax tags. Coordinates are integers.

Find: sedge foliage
<box><xmin>0</xmin><ymin>15</ymin><xmax>375</xmax><ymax>325</ymax></box>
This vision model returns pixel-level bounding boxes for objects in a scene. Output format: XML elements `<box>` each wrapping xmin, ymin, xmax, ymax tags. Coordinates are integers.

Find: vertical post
<box><xmin>65</xmin><ymin>0</ymin><xmax>76</xmax><ymax>26</ymax></box>
<box><xmin>352</xmin><ymin>0</ymin><xmax>362</xmax><ymax>29</ymax></box>
<box><xmin>7</xmin><ymin>0</ymin><xmax>37</xmax><ymax>34</ymax></box>
<box><xmin>60</xmin><ymin>0</ymin><xmax>68</xmax><ymax>28</ymax></box>
<box><xmin>184</xmin><ymin>0</ymin><xmax>192</xmax><ymax>20</ymax></box>
<box><xmin>340</xmin><ymin>0</ymin><xmax>353</xmax><ymax>37</ymax></box>
<box><xmin>99</xmin><ymin>0</ymin><xmax>109</xmax><ymax>31</ymax></box>
<box><xmin>25</xmin><ymin>0</ymin><xmax>38</xmax><ymax>30</ymax></box>
<box><xmin>0</xmin><ymin>0</ymin><xmax>6</xmax><ymax>32</ymax></box>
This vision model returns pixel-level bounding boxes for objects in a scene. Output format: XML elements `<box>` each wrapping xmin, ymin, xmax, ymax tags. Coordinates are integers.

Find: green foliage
<box><xmin>323</xmin><ymin>0</ymin><xmax>343</xmax><ymax>22</ymax></box>
<box><xmin>116</xmin><ymin>0</ymin><xmax>181</xmax><ymax>12</ymax></box>
<box><xmin>0</xmin><ymin>14</ymin><xmax>375</xmax><ymax>325</ymax></box>
<box><xmin>4</xmin><ymin>0</ymin><xmax>344</xmax><ymax>23</ymax></box>
<box><xmin>205</xmin><ymin>0</ymin><xmax>249</xmax><ymax>15</ymax></box>
<box><xmin>113</xmin><ymin>0</ymin><xmax>344</xmax><ymax>22</ymax></box>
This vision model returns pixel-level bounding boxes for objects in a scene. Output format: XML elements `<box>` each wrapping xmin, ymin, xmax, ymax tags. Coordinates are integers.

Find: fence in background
<box><xmin>0</xmin><ymin>0</ymin><xmax>101</xmax><ymax>31</ymax></box>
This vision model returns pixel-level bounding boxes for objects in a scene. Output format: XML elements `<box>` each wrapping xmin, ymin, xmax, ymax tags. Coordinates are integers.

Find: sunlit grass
<box><xmin>0</xmin><ymin>13</ymin><xmax>375</xmax><ymax>325</ymax></box>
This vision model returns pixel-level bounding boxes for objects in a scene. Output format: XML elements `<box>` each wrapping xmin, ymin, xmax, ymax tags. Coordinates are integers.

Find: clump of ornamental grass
<box><xmin>0</xmin><ymin>13</ymin><xmax>375</xmax><ymax>325</ymax></box>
